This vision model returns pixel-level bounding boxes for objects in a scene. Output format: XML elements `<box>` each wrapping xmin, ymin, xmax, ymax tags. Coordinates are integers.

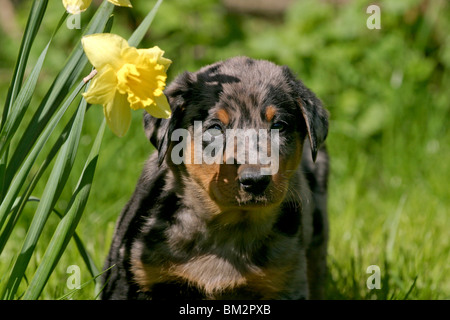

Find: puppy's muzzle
<box><xmin>238</xmin><ymin>165</ymin><xmax>271</xmax><ymax>195</ymax></box>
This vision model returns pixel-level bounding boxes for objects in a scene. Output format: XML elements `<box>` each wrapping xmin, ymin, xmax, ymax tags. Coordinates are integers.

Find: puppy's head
<box><xmin>144</xmin><ymin>57</ymin><xmax>328</xmax><ymax>216</ymax></box>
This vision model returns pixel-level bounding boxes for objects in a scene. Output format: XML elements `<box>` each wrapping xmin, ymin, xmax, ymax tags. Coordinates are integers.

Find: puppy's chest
<box><xmin>131</xmin><ymin>228</ymin><xmax>299</xmax><ymax>299</ymax></box>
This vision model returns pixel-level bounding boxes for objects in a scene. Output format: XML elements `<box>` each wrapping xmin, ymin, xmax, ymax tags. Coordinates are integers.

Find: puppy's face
<box><xmin>180</xmin><ymin>90</ymin><xmax>306</xmax><ymax>212</ymax></box>
<box><xmin>145</xmin><ymin>57</ymin><xmax>328</xmax><ymax>217</ymax></box>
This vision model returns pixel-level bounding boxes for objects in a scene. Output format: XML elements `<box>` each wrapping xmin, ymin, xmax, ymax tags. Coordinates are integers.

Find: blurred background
<box><xmin>0</xmin><ymin>0</ymin><xmax>448</xmax><ymax>299</ymax></box>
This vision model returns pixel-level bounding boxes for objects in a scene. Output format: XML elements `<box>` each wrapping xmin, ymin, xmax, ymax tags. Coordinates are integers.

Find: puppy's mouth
<box><xmin>208</xmin><ymin>186</ymin><xmax>285</xmax><ymax>225</ymax></box>
<box><xmin>236</xmin><ymin>193</ymin><xmax>271</xmax><ymax>207</ymax></box>
<box><xmin>211</xmin><ymin>183</ymin><xmax>284</xmax><ymax>210</ymax></box>
<box><xmin>207</xmin><ymin>164</ymin><xmax>287</xmax><ymax>210</ymax></box>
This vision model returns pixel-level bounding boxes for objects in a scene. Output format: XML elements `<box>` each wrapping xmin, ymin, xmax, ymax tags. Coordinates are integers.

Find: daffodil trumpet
<box><xmin>81</xmin><ymin>33</ymin><xmax>172</xmax><ymax>137</ymax></box>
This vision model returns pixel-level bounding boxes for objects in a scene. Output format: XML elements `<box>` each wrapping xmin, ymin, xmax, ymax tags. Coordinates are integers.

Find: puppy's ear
<box><xmin>282</xmin><ymin>66</ymin><xmax>329</xmax><ymax>162</ymax></box>
<box><xmin>144</xmin><ymin>71</ymin><xmax>194</xmax><ymax>166</ymax></box>
<box><xmin>143</xmin><ymin>115</ymin><xmax>166</xmax><ymax>151</ymax></box>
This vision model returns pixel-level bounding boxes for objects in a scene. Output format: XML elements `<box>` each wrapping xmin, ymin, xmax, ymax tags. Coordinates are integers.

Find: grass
<box><xmin>0</xmin><ymin>0</ymin><xmax>449</xmax><ymax>300</ymax></box>
<box><xmin>324</xmin><ymin>98</ymin><xmax>450</xmax><ymax>299</ymax></box>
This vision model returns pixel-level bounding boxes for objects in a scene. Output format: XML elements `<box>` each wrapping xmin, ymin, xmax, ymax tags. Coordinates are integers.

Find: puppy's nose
<box><xmin>238</xmin><ymin>166</ymin><xmax>271</xmax><ymax>195</ymax></box>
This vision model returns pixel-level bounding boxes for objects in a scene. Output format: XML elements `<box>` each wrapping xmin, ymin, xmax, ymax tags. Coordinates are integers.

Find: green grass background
<box><xmin>0</xmin><ymin>0</ymin><xmax>449</xmax><ymax>299</ymax></box>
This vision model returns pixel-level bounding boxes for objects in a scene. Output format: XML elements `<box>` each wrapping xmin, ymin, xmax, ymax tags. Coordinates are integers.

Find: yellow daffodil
<box><xmin>63</xmin><ymin>0</ymin><xmax>132</xmax><ymax>15</ymax></box>
<box><xmin>81</xmin><ymin>33</ymin><xmax>172</xmax><ymax>137</ymax></box>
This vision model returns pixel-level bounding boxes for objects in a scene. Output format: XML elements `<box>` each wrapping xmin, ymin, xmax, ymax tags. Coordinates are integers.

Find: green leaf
<box><xmin>2</xmin><ymin>1</ymin><xmax>114</xmax><ymax>193</ymax></box>
<box><xmin>0</xmin><ymin>43</ymin><xmax>50</xmax><ymax>160</ymax></box>
<box><xmin>0</xmin><ymin>12</ymin><xmax>67</xmax><ymax>160</ymax></box>
<box><xmin>0</xmin><ymin>0</ymin><xmax>51</xmax><ymax>200</ymax></box>
<box><xmin>2</xmin><ymin>196</ymin><xmax>100</xmax><ymax>282</ymax></box>
<box><xmin>0</xmin><ymin>12</ymin><xmax>113</xmax><ymax>250</ymax></box>
<box><xmin>22</xmin><ymin>120</ymin><xmax>105</xmax><ymax>300</ymax></box>
<box><xmin>0</xmin><ymin>103</ymin><xmax>93</xmax><ymax>255</ymax></box>
<box><xmin>128</xmin><ymin>0</ymin><xmax>164</xmax><ymax>47</ymax></box>
<box><xmin>2</xmin><ymin>85</ymin><xmax>87</xmax><ymax>300</ymax></box>
<box><xmin>0</xmin><ymin>105</ymin><xmax>85</xmax><ymax>255</ymax></box>
<box><xmin>0</xmin><ymin>153</ymin><xmax>8</xmax><ymax>207</ymax></box>
<box><xmin>1</xmin><ymin>0</ymin><xmax>48</xmax><ymax>130</ymax></box>
<box><xmin>0</xmin><ymin>80</ymin><xmax>85</xmax><ymax>237</ymax></box>
<box><xmin>403</xmin><ymin>276</ymin><xmax>418</xmax><ymax>300</ymax></box>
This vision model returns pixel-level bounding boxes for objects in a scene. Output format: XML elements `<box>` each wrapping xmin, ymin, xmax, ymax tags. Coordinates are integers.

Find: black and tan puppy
<box><xmin>101</xmin><ymin>57</ymin><xmax>329</xmax><ymax>300</ymax></box>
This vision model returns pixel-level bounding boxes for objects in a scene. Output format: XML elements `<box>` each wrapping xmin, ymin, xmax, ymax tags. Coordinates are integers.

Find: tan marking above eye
<box><xmin>265</xmin><ymin>105</ymin><xmax>277</xmax><ymax>122</ymax></box>
<box><xmin>216</xmin><ymin>109</ymin><xmax>230</xmax><ymax>126</ymax></box>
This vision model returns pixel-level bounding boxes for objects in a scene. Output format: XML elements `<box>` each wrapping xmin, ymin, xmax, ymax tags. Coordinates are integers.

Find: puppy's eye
<box><xmin>271</xmin><ymin>122</ymin><xmax>286</xmax><ymax>132</ymax></box>
<box><xmin>206</xmin><ymin>124</ymin><xmax>224</xmax><ymax>136</ymax></box>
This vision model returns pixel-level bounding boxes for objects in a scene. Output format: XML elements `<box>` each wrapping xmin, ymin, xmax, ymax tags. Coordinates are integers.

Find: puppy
<box><xmin>101</xmin><ymin>57</ymin><xmax>329</xmax><ymax>300</ymax></box>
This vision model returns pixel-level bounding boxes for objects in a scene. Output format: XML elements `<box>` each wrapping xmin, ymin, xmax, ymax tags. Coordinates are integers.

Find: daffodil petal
<box><xmin>104</xmin><ymin>92</ymin><xmax>132</xmax><ymax>137</ymax></box>
<box><xmin>82</xmin><ymin>66</ymin><xmax>117</xmax><ymax>105</ymax></box>
<box><xmin>82</xmin><ymin>33</ymin><xmax>129</xmax><ymax>71</ymax></box>
<box><xmin>139</xmin><ymin>46</ymin><xmax>172</xmax><ymax>72</ymax></box>
<box><xmin>121</xmin><ymin>47</ymin><xmax>140</xmax><ymax>63</ymax></box>
<box><xmin>144</xmin><ymin>94</ymin><xmax>172</xmax><ymax>119</ymax></box>
<box><xmin>107</xmin><ymin>0</ymin><xmax>132</xmax><ymax>7</ymax></box>
<box><xmin>63</xmin><ymin>0</ymin><xmax>92</xmax><ymax>14</ymax></box>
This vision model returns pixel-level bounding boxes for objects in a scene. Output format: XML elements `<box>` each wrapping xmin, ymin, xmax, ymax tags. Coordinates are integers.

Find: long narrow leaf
<box><xmin>403</xmin><ymin>276</ymin><xmax>418</xmax><ymax>300</ymax></box>
<box><xmin>1</xmin><ymin>0</ymin><xmax>48</xmax><ymax>128</ymax></box>
<box><xmin>0</xmin><ymin>14</ymin><xmax>112</xmax><ymax>250</ymax></box>
<box><xmin>128</xmin><ymin>0</ymin><xmax>164</xmax><ymax>47</ymax></box>
<box><xmin>0</xmin><ymin>43</ymin><xmax>50</xmax><ymax>159</ymax></box>
<box><xmin>0</xmin><ymin>80</ymin><xmax>85</xmax><ymax>248</ymax></box>
<box><xmin>28</xmin><ymin>197</ymin><xmax>100</xmax><ymax>281</ymax></box>
<box><xmin>6</xmin><ymin>196</ymin><xmax>100</xmax><ymax>281</ymax></box>
<box><xmin>2</xmin><ymin>1</ymin><xmax>114</xmax><ymax>192</ymax></box>
<box><xmin>2</xmin><ymin>92</ymin><xmax>87</xmax><ymax>300</ymax></box>
<box><xmin>0</xmin><ymin>0</ymin><xmax>48</xmax><ymax>199</ymax></box>
<box><xmin>23</xmin><ymin>119</ymin><xmax>105</xmax><ymax>300</ymax></box>
<box><xmin>0</xmin><ymin>12</ymin><xmax>67</xmax><ymax>160</ymax></box>
<box><xmin>0</xmin><ymin>108</ymin><xmax>83</xmax><ymax>254</ymax></box>
<box><xmin>0</xmin><ymin>152</ymin><xmax>8</xmax><ymax>203</ymax></box>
